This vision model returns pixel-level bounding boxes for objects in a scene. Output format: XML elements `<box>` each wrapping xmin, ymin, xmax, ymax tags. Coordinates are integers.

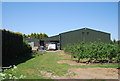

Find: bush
<box><xmin>22</xmin><ymin>42</ymin><xmax>32</xmax><ymax>57</ymax></box>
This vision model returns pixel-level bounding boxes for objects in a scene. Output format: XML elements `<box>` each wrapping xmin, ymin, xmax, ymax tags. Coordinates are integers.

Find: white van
<box><xmin>46</xmin><ymin>42</ymin><xmax>57</xmax><ymax>50</ymax></box>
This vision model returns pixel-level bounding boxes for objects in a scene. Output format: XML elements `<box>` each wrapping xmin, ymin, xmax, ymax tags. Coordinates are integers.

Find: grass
<box><xmin>2</xmin><ymin>52</ymin><xmax>70</xmax><ymax>79</ymax></box>
<box><xmin>72</xmin><ymin>64</ymin><xmax>119</xmax><ymax>68</ymax></box>
<box><xmin>2</xmin><ymin>51</ymin><xmax>119</xmax><ymax>80</ymax></box>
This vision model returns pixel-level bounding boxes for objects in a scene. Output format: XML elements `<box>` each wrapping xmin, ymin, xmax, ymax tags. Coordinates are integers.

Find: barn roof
<box><xmin>40</xmin><ymin>28</ymin><xmax>110</xmax><ymax>41</ymax></box>
<box><xmin>60</xmin><ymin>28</ymin><xmax>110</xmax><ymax>35</ymax></box>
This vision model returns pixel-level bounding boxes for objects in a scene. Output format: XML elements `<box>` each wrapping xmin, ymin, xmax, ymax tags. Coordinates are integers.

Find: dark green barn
<box><xmin>40</xmin><ymin>28</ymin><xmax>111</xmax><ymax>49</ymax></box>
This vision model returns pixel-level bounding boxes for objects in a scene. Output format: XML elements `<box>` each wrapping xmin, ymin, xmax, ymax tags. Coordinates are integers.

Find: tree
<box><xmin>22</xmin><ymin>32</ymin><xmax>48</xmax><ymax>39</ymax></box>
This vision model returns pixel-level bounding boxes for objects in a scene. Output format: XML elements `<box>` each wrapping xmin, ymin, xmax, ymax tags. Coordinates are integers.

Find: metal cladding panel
<box><xmin>60</xmin><ymin>29</ymin><xmax>84</xmax><ymax>49</ymax></box>
<box><xmin>40</xmin><ymin>35</ymin><xmax>59</xmax><ymax>41</ymax></box>
<box><xmin>40</xmin><ymin>28</ymin><xmax>111</xmax><ymax>49</ymax></box>
<box><xmin>60</xmin><ymin>28</ymin><xmax>111</xmax><ymax>49</ymax></box>
<box><xmin>24</xmin><ymin>37</ymin><xmax>40</xmax><ymax>46</ymax></box>
<box><xmin>84</xmin><ymin>29</ymin><xmax>111</xmax><ymax>43</ymax></box>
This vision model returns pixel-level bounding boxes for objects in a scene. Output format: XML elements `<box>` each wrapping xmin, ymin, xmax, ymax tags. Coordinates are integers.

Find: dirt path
<box><xmin>68</xmin><ymin>68</ymin><xmax>118</xmax><ymax>79</ymax></box>
<box><xmin>57</xmin><ymin>60</ymin><xmax>88</xmax><ymax>65</ymax></box>
<box><xmin>40</xmin><ymin>68</ymin><xmax>118</xmax><ymax>79</ymax></box>
<box><xmin>41</xmin><ymin>51</ymin><xmax>119</xmax><ymax>80</ymax></box>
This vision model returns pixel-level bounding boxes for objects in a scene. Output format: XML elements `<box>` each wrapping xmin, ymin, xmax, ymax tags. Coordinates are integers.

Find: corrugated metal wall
<box><xmin>85</xmin><ymin>29</ymin><xmax>110</xmax><ymax>43</ymax></box>
<box><xmin>60</xmin><ymin>29</ymin><xmax>84</xmax><ymax>49</ymax></box>
<box><xmin>40</xmin><ymin>35</ymin><xmax>59</xmax><ymax>41</ymax></box>
<box><xmin>60</xmin><ymin>28</ymin><xmax>110</xmax><ymax>49</ymax></box>
<box><xmin>40</xmin><ymin>28</ymin><xmax>111</xmax><ymax>49</ymax></box>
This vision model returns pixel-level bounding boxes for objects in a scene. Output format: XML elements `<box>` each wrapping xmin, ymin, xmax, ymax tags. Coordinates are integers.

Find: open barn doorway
<box><xmin>40</xmin><ymin>40</ymin><xmax>60</xmax><ymax>50</ymax></box>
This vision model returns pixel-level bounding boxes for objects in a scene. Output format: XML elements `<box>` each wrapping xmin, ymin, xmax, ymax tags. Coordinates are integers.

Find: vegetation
<box><xmin>1</xmin><ymin>51</ymin><xmax>119</xmax><ymax>80</ymax></box>
<box><xmin>1</xmin><ymin>28</ymin><xmax>49</xmax><ymax>67</ymax></box>
<box><xmin>64</xmin><ymin>41</ymin><xmax>120</xmax><ymax>63</ymax></box>
<box><xmin>23</xmin><ymin>33</ymin><xmax>48</xmax><ymax>39</ymax></box>
<box><xmin>1</xmin><ymin>52</ymin><xmax>69</xmax><ymax>80</ymax></box>
<box><xmin>2</xmin><ymin>29</ymin><xmax>32</xmax><ymax>67</ymax></box>
<box><xmin>2</xmin><ymin>29</ymin><xmax>48</xmax><ymax>39</ymax></box>
<box><xmin>1</xmin><ymin>29</ymin><xmax>119</xmax><ymax>80</ymax></box>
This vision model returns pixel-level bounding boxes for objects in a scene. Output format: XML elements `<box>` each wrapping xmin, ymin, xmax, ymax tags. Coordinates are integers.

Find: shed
<box><xmin>40</xmin><ymin>28</ymin><xmax>111</xmax><ymax>49</ymax></box>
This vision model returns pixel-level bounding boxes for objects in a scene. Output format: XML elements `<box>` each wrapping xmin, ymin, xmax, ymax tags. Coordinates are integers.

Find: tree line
<box><xmin>23</xmin><ymin>33</ymin><xmax>48</xmax><ymax>39</ymax></box>
<box><xmin>9</xmin><ymin>31</ymin><xmax>48</xmax><ymax>39</ymax></box>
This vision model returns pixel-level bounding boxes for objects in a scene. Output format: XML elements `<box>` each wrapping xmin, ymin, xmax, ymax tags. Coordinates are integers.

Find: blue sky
<box><xmin>1</xmin><ymin>0</ymin><xmax>119</xmax><ymax>2</ymax></box>
<box><xmin>2</xmin><ymin>2</ymin><xmax>118</xmax><ymax>40</ymax></box>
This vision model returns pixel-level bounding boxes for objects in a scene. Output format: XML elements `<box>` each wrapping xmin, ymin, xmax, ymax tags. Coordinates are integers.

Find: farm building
<box><xmin>40</xmin><ymin>28</ymin><xmax>111</xmax><ymax>50</ymax></box>
<box><xmin>24</xmin><ymin>37</ymin><xmax>40</xmax><ymax>50</ymax></box>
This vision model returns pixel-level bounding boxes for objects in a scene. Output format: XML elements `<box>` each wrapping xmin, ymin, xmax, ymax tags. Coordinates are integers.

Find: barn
<box><xmin>40</xmin><ymin>28</ymin><xmax>111</xmax><ymax>50</ymax></box>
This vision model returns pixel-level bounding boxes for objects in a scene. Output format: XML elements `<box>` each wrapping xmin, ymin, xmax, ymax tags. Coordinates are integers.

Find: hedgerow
<box><xmin>2</xmin><ymin>29</ymin><xmax>32</xmax><ymax>67</ymax></box>
<box><xmin>64</xmin><ymin>41</ymin><xmax>120</xmax><ymax>63</ymax></box>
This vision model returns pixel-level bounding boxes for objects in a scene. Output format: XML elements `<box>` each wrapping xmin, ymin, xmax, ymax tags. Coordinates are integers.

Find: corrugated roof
<box><xmin>40</xmin><ymin>28</ymin><xmax>110</xmax><ymax>41</ymax></box>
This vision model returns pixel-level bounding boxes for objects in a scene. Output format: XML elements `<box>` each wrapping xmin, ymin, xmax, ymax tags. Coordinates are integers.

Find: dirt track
<box><xmin>40</xmin><ymin>68</ymin><xmax>118</xmax><ymax>79</ymax></box>
<box><xmin>68</xmin><ymin>68</ymin><xmax>118</xmax><ymax>79</ymax></box>
<box><xmin>43</xmin><ymin>51</ymin><xmax>119</xmax><ymax>80</ymax></box>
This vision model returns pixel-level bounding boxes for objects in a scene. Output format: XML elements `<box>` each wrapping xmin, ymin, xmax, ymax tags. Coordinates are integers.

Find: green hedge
<box><xmin>2</xmin><ymin>29</ymin><xmax>32</xmax><ymax>67</ymax></box>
